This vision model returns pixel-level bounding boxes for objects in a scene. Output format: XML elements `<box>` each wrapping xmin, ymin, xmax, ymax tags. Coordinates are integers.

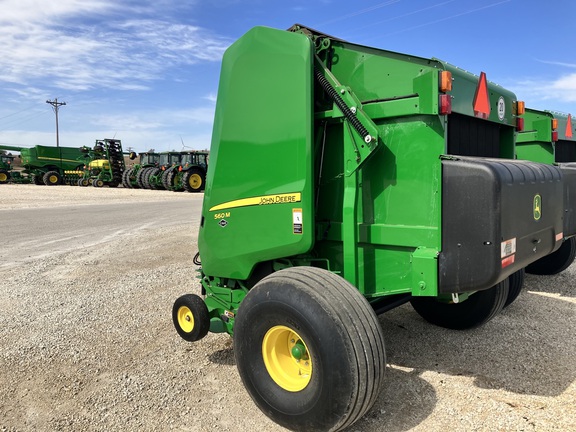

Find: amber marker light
<box><xmin>439</xmin><ymin>70</ymin><xmax>452</xmax><ymax>92</ymax></box>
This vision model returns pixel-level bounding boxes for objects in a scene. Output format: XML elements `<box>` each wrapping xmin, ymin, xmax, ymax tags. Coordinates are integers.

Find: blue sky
<box><xmin>0</xmin><ymin>0</ymin><xmax>574</xmax><ymax>153</ymax></box>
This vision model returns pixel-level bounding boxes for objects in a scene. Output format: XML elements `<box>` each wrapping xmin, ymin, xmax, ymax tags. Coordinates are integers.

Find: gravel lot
<box><xmin>0</xmin><ymin>185</ymin><xmax>575</xmax><ymax>431</ymax></box>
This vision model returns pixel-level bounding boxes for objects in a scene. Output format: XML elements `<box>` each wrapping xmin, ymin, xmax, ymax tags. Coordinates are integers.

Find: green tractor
<box><xmin>163</xmin><ymin>150</ymin><xmax>209</xmax><ymax>192</ymax></box>
<box><xmin>0</xmin><ymin>153</ymin><xmax>15</xmax><ymax>184</ymax></box>
<box><xmin>122</xmin><ymin>152</ymin><xmax>160</xmax><ymax>189</ymax></box>
<box><xmin>172</xmin><ymin>25</ymin><xmax>571</xmax><ymax>431</ymax></box>
<box><xmin>142</xmin><ymin>151</ymin><xmax>182</xmax><ymax>190</ymax></box>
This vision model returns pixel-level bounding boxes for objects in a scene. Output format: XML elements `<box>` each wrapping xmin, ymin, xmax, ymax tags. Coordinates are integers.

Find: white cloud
<box><xmin>90</xmin><ymin>106</ymin><xmax>215</xmax><ymax>131</ymax></box>
<box><xmin>513</xmin><ymin>73</ymin><xmax>576</xmax><ymax>106</ymax></box>
<box><xmin>0</xmin><ymin>1</ymin><xmax>230</xmax><ymax>92</ymax></box>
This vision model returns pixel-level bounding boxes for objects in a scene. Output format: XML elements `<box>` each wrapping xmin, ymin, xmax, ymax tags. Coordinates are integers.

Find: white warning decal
<box><xmin>501</xmin><ymin>238</ymin><xmax>516</xmax><ymax>258</ymax></box>
<box><xmin>293</xmin><ymin>209</ymin><xmax>303</xmax><ymax>234</ymax></box>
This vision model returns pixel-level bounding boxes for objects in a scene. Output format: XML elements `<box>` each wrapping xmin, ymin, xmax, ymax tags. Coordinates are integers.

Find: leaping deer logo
<box><xmin>534</xmin><ymin>194</ymin><xmax>542</xmax><ymax>221</ymax></box>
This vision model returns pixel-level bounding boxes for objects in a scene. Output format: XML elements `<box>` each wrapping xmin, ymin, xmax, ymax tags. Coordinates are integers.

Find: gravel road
<box><xmin>0</xmin><ymin>185</ymin><xmax>574</xmax><ymax>432</ymax></box>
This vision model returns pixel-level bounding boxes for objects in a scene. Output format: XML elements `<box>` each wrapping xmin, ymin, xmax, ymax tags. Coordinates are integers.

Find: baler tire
<box><xmin>182</xmin><ymin>168</ymin><xmax>205</xmax><ymax>192</ymax></box>
<box><xmin>504</xmin><ymin>268</ymin><xmax>525</xmax><ymax>308</ymax></box>
<box><xmin>172</xmin><ymin>294</ymin><xmax>210</xmax><ymax>342</ymax></box>
<box><xmin>525</xmin><ymin>237</ymin><xmax>576</xmax><ymax>275</ymax></box>
<box><xmin>234</xmin><ymin>267</ymin><xmax>386</xmax><ymax>432</ymax></box>
<box><xmin>0</xmin><ymin>169</ymin><xmax>10</xmax><ymax>184</ymax></box>
<box><xmin>43</xmin><ymin>171</ymin><xmax>62</xmax><ymax>186</ymax></box>
<box><xmin>410</xmin><ymin>278</ymin><xmax>509</xmax><ymax>330</ymax></box>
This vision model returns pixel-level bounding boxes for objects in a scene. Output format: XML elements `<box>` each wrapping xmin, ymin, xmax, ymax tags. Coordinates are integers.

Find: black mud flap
<box><xmin>557</xmin><ymin>163</ymin><xmax>576</xmax><ymax>238</ymax></box>
<box><xmin>439</xmin><ymin>156</ymin><xmax>564</xmax><ymax>293</ymax></box>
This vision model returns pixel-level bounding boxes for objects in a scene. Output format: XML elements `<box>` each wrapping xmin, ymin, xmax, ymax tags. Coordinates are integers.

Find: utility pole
<box><xmin>46</xmin><ymin>98</ymin><xmax>66</xmax><ymax>172</ymax></box>
<box><xmin>46</xmin><ymin>98</ymin><xmax>66</xmax><ymax>148</ymax></box>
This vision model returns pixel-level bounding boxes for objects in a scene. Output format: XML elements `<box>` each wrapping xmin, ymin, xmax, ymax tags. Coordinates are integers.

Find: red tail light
<box><xmin>552</xmin><ymin>131</ymin><xmax>559</xmax><ymax>142</ymax></box>
<box><xmin>516</xmin><ymin>117</ymin><xmax>524</xmax><ymax>131</ymax></box>
<box><xmin>439</xmin><ymin>94</ymin><xmax>452</xmax><ymax>115</ymax></box>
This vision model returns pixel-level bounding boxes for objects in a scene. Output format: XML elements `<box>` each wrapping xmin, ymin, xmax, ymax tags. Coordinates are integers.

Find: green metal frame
<box><xmin>516</xmin><ymin>108</ymin><xmax>555</xmax><ymax>164</ymax></box>
<box><xmin>196</xmin><ymin>25</ymin><xmax>533</xmax><ymax>335</ymax></box>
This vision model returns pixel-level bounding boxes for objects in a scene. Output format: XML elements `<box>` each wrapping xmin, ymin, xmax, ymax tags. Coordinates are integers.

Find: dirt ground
<box><xmin>0</xmin><ymin>185</ymin><xmax>575</xmax><ymax>431</ymax></box>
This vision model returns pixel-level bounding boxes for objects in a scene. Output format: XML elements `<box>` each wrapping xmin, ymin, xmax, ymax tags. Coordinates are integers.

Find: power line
<box><xmin>0</xmin><ymin>109</ymin><xmax>50</xmax><ymax>130</ymax></box>
<box><xmin>0</xmin><ymin>103</ymin><xmax>42</xmax><ymax>121</ymax></box>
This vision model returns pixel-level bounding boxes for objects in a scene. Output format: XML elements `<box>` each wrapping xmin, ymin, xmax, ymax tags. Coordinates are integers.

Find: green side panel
<box><xmin>516</xmin><ymin>108</ymin><xmax>555</xmax><ymax>164</ymax></box>
<box><xmin>20</xmin><ymin>145</ymin><xmax>83</xmax><ymax>170</ymax></box>
<box><xmin>313</xmin><ymin>36</ymin><xmax>446</xmax><ymax>298</ymax></box>
<box><xmin>439</xmin><ymin>61</ymin><xmax>518</xmax><ymax>126</ymax></box>
<box><xmin>322</xmin><ymin>41</ymin><xmax>444</xmax><ymax>117</ymax></box>
<box><xmin>198</xmin><ymin>27</ymin><xmax>314</xmax><ymax>280</ymax></box>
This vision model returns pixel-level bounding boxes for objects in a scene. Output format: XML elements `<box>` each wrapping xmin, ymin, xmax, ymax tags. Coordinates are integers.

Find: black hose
<box><xmin>193</xmin><ymin>252</ymin><xmax>201</xmax><ymax>266</ymax></box>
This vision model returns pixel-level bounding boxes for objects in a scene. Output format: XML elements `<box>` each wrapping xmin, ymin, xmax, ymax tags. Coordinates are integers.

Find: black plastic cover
<box><xmin>439</xmin><ymin>156</ymin><xmax>563</xmax><ymax>293</ymax></box>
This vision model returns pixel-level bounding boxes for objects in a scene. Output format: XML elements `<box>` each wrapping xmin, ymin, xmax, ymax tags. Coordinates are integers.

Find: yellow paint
<box><xmin>210</xmin><ymin>192</ymin><xmax>301</xmax><ymax>212</ymax></box>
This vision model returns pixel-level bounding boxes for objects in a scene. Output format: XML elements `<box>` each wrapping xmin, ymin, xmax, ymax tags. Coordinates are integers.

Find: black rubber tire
<box><xmin>151</xmin><ymin>168</ymin><xmax>165</xmax><ymax>190</ymax></box>
<box><xmin>526</xmin><ymin>237</ymin><xmax>576</xmax><ymax>275</ymax></box>
<box><xmin>136</xmin><ymin>167</ymin><xmax>150</xmax><ymax>189</ymax></box>
<box><xmin>143</xmin><ymin>167</ymin><xmax>158</xmax><ymax>189</ymax></box>
<box><xmin>166</xmin><ymin>168</ymin><xmax>182</xmax><ymax>192</ymax></box>
<box><xmin>0</xmin><ymin>169</ymin><xmax>10</xmax><ymax>184</ymax></box>
<box><xmin>32</xmin><ymin>174</ymin><xmax>44</xmax><ymax>185</ymax></box>
<box><xmin>92</xmin><ymin>178</ymin><xmax>104</xmax><ymax>187</ymax></box>
<box><xmin>504</xmin><ymin>268</ymin><xmax>525</xmax><ymax>308</ymax></box>
<box><xmin>234</xmin><ymin>267</ymin><xmax>386</xmax><ymax>432</ymax></box>
<box><xmin>172</xmin><ymin>294</ymin><xmax>210</xmax><ymax>342</ymax></box>
<box><xmin>121</xmin><ymin>168</ymin><xmax>132</xmax><ymax>188</ymax></box>
<box><xmin>182</xmin><ymin>167</ymin><xmax>205</xmax><ymax>192</ymax></box>
<box><xmin>410</xmin><ymin>278</ymin><xmax>509</xmax><ymax>330</ymax></box>
<box><xmin>162</xmin><ymin>166</ymin><xmax>175</xmax><ymax>190</ymax></box>
<box><xmin>43</xmin><ymin>170</ymin><xmax>62</xmax><ymax>186</ymax></box>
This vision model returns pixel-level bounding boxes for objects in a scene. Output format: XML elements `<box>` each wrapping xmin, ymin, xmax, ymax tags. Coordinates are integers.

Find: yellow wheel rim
<box><xmin>262</xmin><ymin>325</ymin><xmax>312</xmax><ymax>392</ymax></box>
<box><xmin>49</xmin><ymin>175</ymin><xmax>58</xmax><ymax>184</ymax></box>
<box><xmin>177</xmin><ymin>305</ymin><xmax>195</xmax><ymax>333</ymax></box>
<box><xmin>189</xmin><ymin>173</ymin><xmax>202</xmax><ymax>189</ymax></box>
<box><xmin>0</xmin><ymin>173</ymin><xmax>7</xmax><ymax>182</ymax></box>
